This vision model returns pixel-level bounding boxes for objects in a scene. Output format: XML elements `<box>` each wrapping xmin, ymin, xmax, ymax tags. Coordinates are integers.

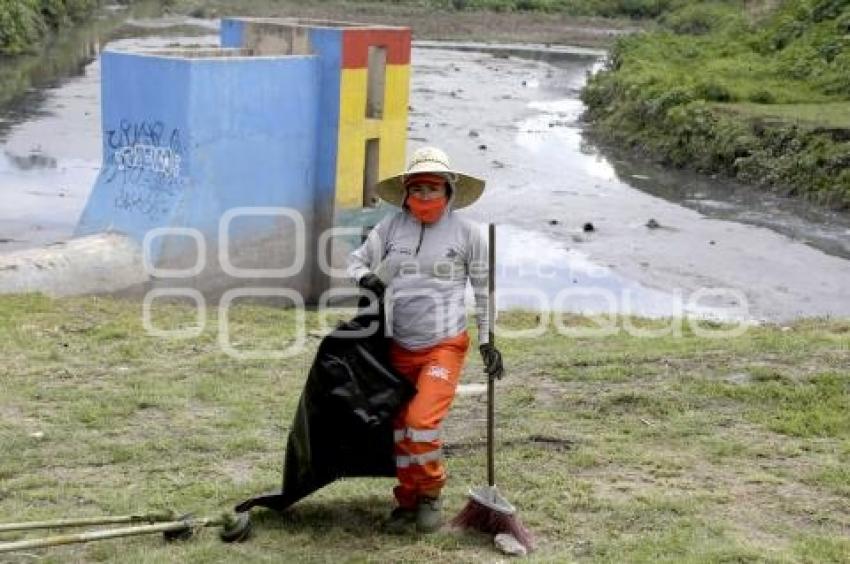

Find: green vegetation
<box><xmin>1</xmin><ymin>295</ymin><xmax>848</xmax><ymax>561</ymax></box>
<box><xmin>582</xmin><ymin>0</ymin><xmax>850</xmax><ymax>210</ymax></box>
<box><xmin>0</xmin><ymin>0</ymin><xmax>101</xmax><ymax>55</ymax></box>
<box><xmin>342</xmin><ymin>0</ymin><xmax>737</xmax><ymax>19</ymax></box>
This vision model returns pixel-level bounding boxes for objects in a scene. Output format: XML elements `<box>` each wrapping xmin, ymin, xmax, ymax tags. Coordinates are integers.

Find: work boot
<box><xmin>415</xmin><ymin>496</ymin><xmax>443</xmax><ymax>533</ymax></box>
<box><xmin>383</xmin><ymin>506</ymin><xmax>416</xmax><ymax>534</ymax></box>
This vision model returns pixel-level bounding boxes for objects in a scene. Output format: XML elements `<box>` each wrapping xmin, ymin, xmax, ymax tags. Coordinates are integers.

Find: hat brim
<box><xmin>375</xmin><ymin>170</ymin><xmax>485</xmax><ymax>209</ymax></box>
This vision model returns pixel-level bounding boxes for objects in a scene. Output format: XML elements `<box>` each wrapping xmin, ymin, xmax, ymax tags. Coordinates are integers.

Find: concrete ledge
<box><xmin>0</xmin><ymin>234</ymin><xmax>147</xmax><ymax>297</ymax></box>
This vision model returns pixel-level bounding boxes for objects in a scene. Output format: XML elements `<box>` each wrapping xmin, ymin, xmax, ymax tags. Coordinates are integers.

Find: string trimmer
<box><xmin>0</xmin><ymin>511</ymin><xmax>251</xmax><ymax>554</ymax></box>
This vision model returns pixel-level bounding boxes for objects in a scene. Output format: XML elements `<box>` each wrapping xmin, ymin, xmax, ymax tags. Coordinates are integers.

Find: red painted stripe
<box><xmin>341</xmin><ymin>28</ymin><xmax>411</xmax><ymax>69</ymax></box>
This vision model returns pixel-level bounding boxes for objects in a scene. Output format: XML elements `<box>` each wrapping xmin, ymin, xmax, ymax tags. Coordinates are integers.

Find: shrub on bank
<box><xmin>0</xmin><ymin>0</ymin><xmax>100</xmax><ymax>55</ymax></box>
<box><xmin>0</xmin><ymin>0</ymin><xmax>43</xmax><ymax>55</ymax></box>
<box><xmin>582</xmin><ymin>0</ymin><xmax>850</xmax><ymax>210</ymax></box>
<box><xmin>661</xmin><ymin>2</ymin><xmax>745</xmax><ymax>35</ymax></box>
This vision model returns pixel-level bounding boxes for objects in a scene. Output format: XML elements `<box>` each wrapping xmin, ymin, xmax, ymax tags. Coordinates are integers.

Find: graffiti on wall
<box><xmin>104</xmin><ymin>120</ymin><xmax>185</xmax><ymax>220</ymax></box>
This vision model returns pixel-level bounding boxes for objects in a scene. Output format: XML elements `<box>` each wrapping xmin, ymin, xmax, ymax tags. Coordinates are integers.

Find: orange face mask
<box><xmin>404</xmin><ymin>173</ymin><xmax>449</xmax><ymax>224</ymax></box>
<box><xmin>407</xmin><ymin>195</ymin><xmax>448</xmax><ymax>224</ymax></box>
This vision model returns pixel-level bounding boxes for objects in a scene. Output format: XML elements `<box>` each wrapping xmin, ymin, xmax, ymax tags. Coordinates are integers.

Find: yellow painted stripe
<box><xmin>336</xmin><ymin>64</ymin><xmax>410</xmax><ymax>208</ymax></box>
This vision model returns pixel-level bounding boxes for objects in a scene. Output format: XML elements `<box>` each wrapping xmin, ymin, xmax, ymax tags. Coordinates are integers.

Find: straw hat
<box><xmin>375</xmin><ymin>146</ymin><xmax>485</xmax><ymax>209</ymax></box>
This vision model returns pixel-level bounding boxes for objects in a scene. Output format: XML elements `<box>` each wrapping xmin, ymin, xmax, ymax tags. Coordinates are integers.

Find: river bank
<box><xmin>582</xmin><ymin>0</ymin><xmax>850</xmax><ymax>211</ymax></box>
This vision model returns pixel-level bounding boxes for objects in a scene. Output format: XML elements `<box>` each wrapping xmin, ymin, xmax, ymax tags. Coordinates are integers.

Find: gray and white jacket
<box><xmin>347</xmin><ymin>208</ymin><xmax>490</xmax><ymax>350</ymax></box>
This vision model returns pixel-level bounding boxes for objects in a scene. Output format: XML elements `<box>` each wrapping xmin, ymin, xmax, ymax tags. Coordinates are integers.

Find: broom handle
<box><xmin>487</xmin><ymin>223</ymin><xmax>496</xmax><ymax>487</ymax></box>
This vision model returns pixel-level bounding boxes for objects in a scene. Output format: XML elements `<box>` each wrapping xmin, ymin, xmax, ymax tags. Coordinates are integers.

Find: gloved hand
<box><xmin>479</xmin><ymin>343</ymin><xmax>504</xmax><ymax>380</ymax></box>
<box><xmin>358</xmin><ymin>273</ymin><xmax>386</xmax><ymax>299</ymax></box>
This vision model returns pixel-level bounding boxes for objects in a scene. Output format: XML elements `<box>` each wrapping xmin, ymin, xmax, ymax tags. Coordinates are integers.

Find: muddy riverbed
<box><xmin>0</xmin><ymin>15</ymin><xmax>848</xmax><ymax>322</ymax></box>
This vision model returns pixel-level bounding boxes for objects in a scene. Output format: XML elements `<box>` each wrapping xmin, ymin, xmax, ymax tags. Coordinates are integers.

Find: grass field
<box><xmin>0</xmin><ymin>295</ymin><xmax>848</xmax><ymax>562</ymax></box>
<box><xmin>714</xmin><ymin>102</ymin><xmax>850</xmax><ymax>130</ymax></box>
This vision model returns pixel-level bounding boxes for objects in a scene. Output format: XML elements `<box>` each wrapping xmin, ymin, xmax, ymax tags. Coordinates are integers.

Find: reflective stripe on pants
<box><xmin>396</xmin><ymin>448</ymin><xmax>444</xmax><ymax>469</ymax></box>
<box><xmin>394</xmin><ymin>427</ymin><xmax>441</xmax><ymax>443</ymax></box>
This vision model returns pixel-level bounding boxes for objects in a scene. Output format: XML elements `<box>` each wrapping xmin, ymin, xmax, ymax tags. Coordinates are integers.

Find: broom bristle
<box><xmin>451</xmin><ymin>498</ymin><xmax>535</xmax><ymax>552</ymax></box>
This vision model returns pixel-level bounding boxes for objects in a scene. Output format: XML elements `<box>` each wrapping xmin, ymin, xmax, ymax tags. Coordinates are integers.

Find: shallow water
<box><xmin>408</xmin><ymin>46</ymin><xmax>849</xmax><ymax>321</ymax></box>
<box><xmin>609</xmin><ymin>153</ymin><xmax>850</xmax><ymax>261</ymax></box>
<box><xmin>0</xmin><ymin>18</ymin><xmax>218</xmax><ymax>252</ymax></box>
<box><xmin>0</xmin><ymin>17</ymin><xmax>847</xmax><ymax>321</ymax></box>
<box><xmin>493</xmin><ymin>224</ymin><xmax>727</xmax><ymax>319</ymax></box>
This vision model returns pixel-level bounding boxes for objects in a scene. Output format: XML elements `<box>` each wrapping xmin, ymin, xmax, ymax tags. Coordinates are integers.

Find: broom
<box><xmin>450</xmin><ymin>223</ymin><xmax>534</xmax><ymax>552</ymax></box>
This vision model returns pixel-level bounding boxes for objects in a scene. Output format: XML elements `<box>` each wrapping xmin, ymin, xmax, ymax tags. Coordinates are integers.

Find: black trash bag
<box><xmin>235</xmin><ymin>309</ymin><xmax>415</xmax><ymax>513</ymax></box>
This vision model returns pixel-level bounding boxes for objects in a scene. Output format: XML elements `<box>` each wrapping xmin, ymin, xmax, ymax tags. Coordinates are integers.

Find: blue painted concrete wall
<box><xmin>76</xmin><ymin>50</ymin><xmax>192</xmax><ymax>256</ymax></box>
<box><xmin>220</xmin><ymin>19</ymin><xmax>244</xmax><ymax>48</ymax></box>
<box><xmin>183</xmin><ymin>57</ymin><xmax>319</xmax><ymax>235</ymax></box>
<box><xmin>76</xmin><ymin>49</ymin><xmax>321</xmax><ymax>298</ymax></box>
<box><xmin>218</xmin><ymin>19</ymin><xmax>347</xmax><ymax>296</ymax></box>
<box><xmin>307</xmin><ymin>27</ymin><xmax>342</xmax><ymax>210</ymax></box>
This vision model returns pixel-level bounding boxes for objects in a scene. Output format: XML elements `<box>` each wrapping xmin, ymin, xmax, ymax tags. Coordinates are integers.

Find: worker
<box><xmin>348</xmin><ymin>146</ymin><xmax>504</xmax><ymax>533</ymax></box>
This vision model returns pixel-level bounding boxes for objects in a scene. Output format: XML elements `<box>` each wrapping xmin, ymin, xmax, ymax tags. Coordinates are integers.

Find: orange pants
<box><xmin>389</xmin><ymin>332</ymin><xmax>470</xmax><ymax>508</ymax></box>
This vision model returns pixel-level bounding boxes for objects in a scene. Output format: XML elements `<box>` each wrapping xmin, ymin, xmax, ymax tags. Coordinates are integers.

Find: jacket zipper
<box><xmin>414</xmin><ymin>224</ymin><xmax>425</xmax><ymax>256</ymax></box>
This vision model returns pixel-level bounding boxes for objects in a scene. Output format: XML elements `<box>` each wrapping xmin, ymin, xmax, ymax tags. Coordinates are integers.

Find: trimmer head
<box><xmin>219</xmin><ymin>512</ymin><xmax>252</xmax><ymax>543</ymax></box>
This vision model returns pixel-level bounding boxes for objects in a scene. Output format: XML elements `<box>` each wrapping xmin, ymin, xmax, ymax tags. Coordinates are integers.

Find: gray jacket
<box><xmin>347</xmin><ymin>208</ymin><xmax>490</xmax><ymax>350</ymax></box>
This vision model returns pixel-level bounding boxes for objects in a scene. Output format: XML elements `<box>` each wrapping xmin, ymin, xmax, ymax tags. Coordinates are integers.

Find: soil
<box><xmin>168</xmin><ymin>1</ymin><xmax>640</xmax><ymax>48</ymax></box>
